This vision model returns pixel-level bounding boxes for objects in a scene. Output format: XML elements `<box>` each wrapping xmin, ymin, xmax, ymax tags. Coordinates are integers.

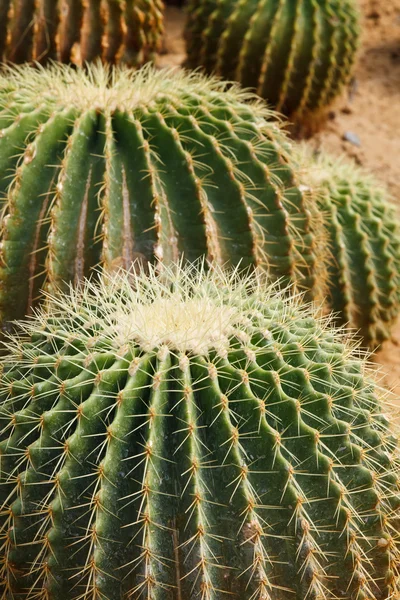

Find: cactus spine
<box><xmin>0</xmin><ymin>0</ymin><xmax>164</xmax><ymax>66</ymax></box>
<box><xmin>184</xmin><ymin>0</ymin><xmax>361</xmax><ymax>121</ymax></box>
<box><xmin>0</xmin><ymin>263</ymin><xmax>400</xmax><ymax>599</ymax></box>
<box><xmin>301</xmin><ymin>152</ymin><xmax>400</xmax><ymax>347</ymax></box>
<box><xmin>0</xmin><ymin>63</ymin><xmax>323</xmax><ymax>324</ymax></box>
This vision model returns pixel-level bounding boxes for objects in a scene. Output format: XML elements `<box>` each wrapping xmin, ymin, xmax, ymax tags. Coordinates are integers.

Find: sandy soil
<box><xmin>159</xmin><ymin>0</ymin><xmax>400</xmax><ymax>396</ymax></box>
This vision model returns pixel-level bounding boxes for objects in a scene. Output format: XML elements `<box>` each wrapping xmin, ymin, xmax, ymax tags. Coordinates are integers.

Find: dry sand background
<box><xmin>159</xmin><ymin>0</ymin><xmax>400</xmax><ymax>396</ymax></box>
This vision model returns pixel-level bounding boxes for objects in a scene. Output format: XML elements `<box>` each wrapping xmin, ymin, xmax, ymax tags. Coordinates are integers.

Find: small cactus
<box><xmin>301</xmin><ymin>151</ymin><xmax>400</xmax><ymax>347</ymax></box>
<box><xmin>0</xmin><ymin>263</ymin><xmax>400</xmax><ymax>599</ymax></box>
<box><xmin>0</xmin><ymin>63</ymin><xmax>323</xmax><ymax>324</ymax></box>
<box><xmin>184</xmin><ymin>0</ymin><xmax>361</xmax><ymax>122</ymax></box>
<box><xmin>0</xmin><ymin>0</ymin><xmax>164</xmax><ymax>66</ymax></box>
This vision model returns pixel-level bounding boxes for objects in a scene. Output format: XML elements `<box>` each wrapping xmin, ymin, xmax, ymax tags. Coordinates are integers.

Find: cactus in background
<box><xmin>184</xmin><ymin>0</ymin><xmax>360</xmax><ymax>122</ymax></box>
<box><xmin>0</xmin><ymin>63</ymin><xmax>323</xmax><ymax>324</ymax></box>
<box><xmin>301</xmin><ymin>151</ymin><xmax>400</xmax><ymax>347</ymax></box>
<box><xmin>0</xmin><ymin>0</ymin><xmax>164</xmax><ymax>66</ymax></box>
<box><xmin>1</xmin><ymin>263</ymin><xmax>400</xmax><ymax>600</ymax></box>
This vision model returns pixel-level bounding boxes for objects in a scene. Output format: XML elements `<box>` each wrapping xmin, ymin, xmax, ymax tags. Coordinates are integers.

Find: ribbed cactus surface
<box><xmin>0</xmin><ymin>0</ymin><xmax>164</xmax><ymax>66</ymax></box>
<box><xmin>303</xmin><ymin>153</ymin><xmax>400</xmax><ymax>347</ymax></box>
<box><xmin>184</xmin><ymin>0</ymin><xmax>360</xmax><ymax>121</ymax></box>
<box><xmin>0</xmin><ymin>264</ymin><xmax>400</xmax><ymax>600</ymax></box>
<box><xmin>0</xmin><ymin>63</ymin><xmax>322</xmax><ymax>324</ymax></box>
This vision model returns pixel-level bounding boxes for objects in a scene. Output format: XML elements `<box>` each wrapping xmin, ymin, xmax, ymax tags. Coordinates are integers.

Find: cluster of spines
<box><xmin>0</xmin><ymin>0</ymin><xmax>164</xmax><ymax>67</ymax></box>
<box><xmin>0</xmin><ymin>268</ymin><xmax>399</xmax><ymax>599</ymax></box>
<box><xmin>185</xmin><ymin>0</ymin><xmax>360</xmax><ymax>119</ymax></box>
<box><xmin>0</xmin><ymin>64</ymin><xmax>324</xmax><ymax>325</ymax></box>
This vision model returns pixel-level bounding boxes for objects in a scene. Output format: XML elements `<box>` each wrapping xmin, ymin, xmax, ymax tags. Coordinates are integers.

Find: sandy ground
<box><xmin>159</xmin><ymin>0</ymin><xmax>400</xmax><ymax>396</ymax></box>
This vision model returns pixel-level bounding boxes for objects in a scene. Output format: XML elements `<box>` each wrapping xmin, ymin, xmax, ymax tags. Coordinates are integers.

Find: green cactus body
<box><xmin>0</xmin><ymin>63</ymin><xmax>323</xmax><ymax>324</ymax></box>
<box><xmin>303</xmin><ymin>153</ymin><xmax>400</xmax><ymax>347</ymax></box>
<box><xmin>184</xmin><ymin>0</ymin><xmax>360</xmax><ymax>121</ymax></box>
<box><xmin>0</xmin><ymin>0</ymin><xmax>164</xmax><ymax>66</ymax></box>
<box><xmin>0</xmin><ymin>264</ymin><xmax>400</xmax><ymax>599</ymax></box>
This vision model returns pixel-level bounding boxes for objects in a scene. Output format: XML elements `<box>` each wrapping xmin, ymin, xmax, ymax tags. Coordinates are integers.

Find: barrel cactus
<box><xmin>0</xmin><ymin>62</ymin><xmax>323</xmax><ymax>325</ymax></box>
<box><xmin>1</xmin><ymin>263</ymin><xmax>400</xmax><ymax>599</ymax></box>
<box><xmin>300</xmin><ymin>151</ymin><xmax>400</xmax><ymax>347</ymax></box>
<box><xmin>0</xmin><ymin>0</ymin><xmax>164</xmax><ymax>66</ymax></box>
<box><xmin>184</xmin><ymin>0</ymin><xmax>361</xmax><ymax>122</ymax></box>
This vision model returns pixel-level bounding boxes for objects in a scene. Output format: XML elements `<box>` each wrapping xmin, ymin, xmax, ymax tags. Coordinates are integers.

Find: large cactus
<box><xmin>184</xmin><ymin>0</ymin><xmax>360</xmax><ymax>122</ymax></box>
<box><xmin>0</xmin><ymin>0</ymin><xmax>164</xmax><ymax>66</ymax></box>
<box><xmin>0</xmin><ymin>63</ymin><xmax>323</xmax><ymax>324</ymax></box>
<box><xmin>1</xmin><ymin>263</ymin><xmax>400</xmax><ymax>600</ymax></box>
<box><xmin>300</xmin><ymin>151</ymin><xmax>400</xmax><ymax>347</ymax></box>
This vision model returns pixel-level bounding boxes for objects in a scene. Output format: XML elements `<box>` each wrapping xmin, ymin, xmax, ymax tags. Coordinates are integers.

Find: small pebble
<box><xmin>343</xmin><ymin>131</ymin><xmax>361</xmax><ymax>147</ymax></box>
<box><xmin>341</xmin><ymin>105</ymin><xmax>353</xmax><ymax>115</ymax></box>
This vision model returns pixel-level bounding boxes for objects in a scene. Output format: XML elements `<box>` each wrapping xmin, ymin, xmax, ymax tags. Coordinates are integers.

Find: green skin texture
<box><xmin>0</xmin><ymin>67</ymin><xmax>320</xmax><ymax>324</ymax></box>
<box><xmin>0</xmin><ymin>279</ymin><xmax>400</xmax><ymax>599</ymax></box>
<box><xmin>312</xmin><ymin>160</ymin><xmax>400</xmax><ymax>347</ymax></box>
<box><xmin>0</xmin><ymin>0</ymin><xmax>164</xmax><ymax>66</ymax></box>
<box><xmin>184</xmin><ymin>0</ymin><xmax>361</xmax><ymax>120</ymax></box>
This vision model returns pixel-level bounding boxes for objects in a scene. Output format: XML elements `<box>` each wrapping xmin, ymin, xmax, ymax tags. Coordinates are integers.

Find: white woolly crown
<box><xmin>0</xmin><ymin>62</ymin><xmax>276</xmax><ymax>117</ymax></box>
<box><xmin>4</xmin><ymin>261</ymin><xmax>374</xmax><ymax>365</ymax></box>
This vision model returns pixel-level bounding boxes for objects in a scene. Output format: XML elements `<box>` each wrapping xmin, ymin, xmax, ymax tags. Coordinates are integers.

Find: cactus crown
<box><xmin>0</xmin><ymin>63</ymin><xmax>324</xmax><ymax>324</ymax></box>
<box><xmin>32</xmin><ymin>261</ymin><xmax>264</xmax><ymax>355</ymax></box>
<box><xmin>4</xmin><ymin>262</ymin><xmax>296</xmax><ymax>354</ymax></box>
<box><xmin>0</xmin><ymin>61</ymin><xmax>271</xmax><ymax>114</ymax></box>
<box><xmin>1</xmin><ymin>264</ymin><xmax>400</xmax><ymax>600</ymax></box>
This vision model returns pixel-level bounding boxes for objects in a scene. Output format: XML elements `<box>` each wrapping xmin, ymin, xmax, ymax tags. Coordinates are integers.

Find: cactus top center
<box><xmin>113</xmin><ymin>295</ymin><xmax>239</xmax><ymax>354</ymax></box>
<box><xmin>24</xmin><ymin>263</ymin><xmax>276</xmax><ymax>358</ymax></box>
<box><xmin>0</xmin><ymin>63</ymin><xmax>271</xmax><ymax>116</ymax></box>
